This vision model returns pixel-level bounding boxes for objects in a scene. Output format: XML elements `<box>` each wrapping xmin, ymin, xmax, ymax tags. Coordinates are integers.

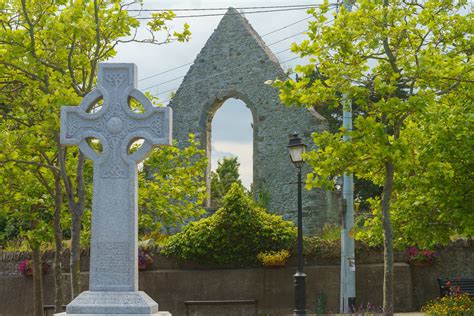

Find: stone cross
<box><xmin>59</xmin><ymin>63</ymin><xmax>171</xmax><ymax>315</ymax></box>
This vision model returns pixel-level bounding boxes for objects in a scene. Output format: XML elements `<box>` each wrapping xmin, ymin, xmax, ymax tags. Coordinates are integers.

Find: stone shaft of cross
<box><xmin>60</xmin><ymin>63</ymin><xmax>171</xmax><ymax>292</ymax></box>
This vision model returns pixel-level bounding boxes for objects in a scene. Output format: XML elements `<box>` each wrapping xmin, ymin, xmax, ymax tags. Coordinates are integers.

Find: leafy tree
<box><xmin>210</xmin><ymin>156</ymin><xmax>243</xmax><ymax>207</ymax></box>
<box><xmin>358</xmin><ymin>89</ymin><xmax>473</xmax><ymax>248</ymax></box>
<box><xmin>274</xmin><ymin>0</ymin><xmax>472</xmax><ymax>313</ymax></box>
<box><xmin>138</xmin><ymin>134</ymin><xmax>208</xmax><ymax>233</ymax></box>
<box><xmin>0</xmin><ymin>0</ymin><xmax>190</xmax><ymax>306</ymax></box>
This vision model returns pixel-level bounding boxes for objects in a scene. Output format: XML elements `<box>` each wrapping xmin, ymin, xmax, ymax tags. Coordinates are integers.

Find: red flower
<box><xmin>407</xmin><ymin>246</ymin><xmax>419</xmax><ymax>257</ymax></box>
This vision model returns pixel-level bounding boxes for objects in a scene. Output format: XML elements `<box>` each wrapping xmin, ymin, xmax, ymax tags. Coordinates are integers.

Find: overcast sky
<box><xmin>111</xmin><ymin>0</ymin><xmax>328</xmax><ymax>187</ymax></box>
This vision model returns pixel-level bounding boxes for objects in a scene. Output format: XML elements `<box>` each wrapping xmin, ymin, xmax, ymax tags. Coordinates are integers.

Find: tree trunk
<box><xmin>70</xmin><ymin>208</ymin><xmax>83</xmax><ymax>298</ymax></box>
<box><xmin>70</xmin><ymin>151</ymin><xmax>85</xmax><ymax>298</ymax></box>
<box><xmin>59</xmin><ymin>146</ymin><xmax>86</xmax><ymax>299</ymax></box>
<box><xmin>31</xmin><ymin>245</ymin><xmax>44</xmax><ymax>316</ymax></box>
<box><xmin>381</xmin><ymin>161</ymin><xmax>395</xmax><ymax>315</ymax></box>
<box><xmin>53</xmin><ymin>172</ymin><xmax>64</xmax><ymax>312</ymax></box>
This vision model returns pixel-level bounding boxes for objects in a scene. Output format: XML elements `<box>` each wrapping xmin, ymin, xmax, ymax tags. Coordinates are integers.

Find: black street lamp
<box><xmin>288</xmin><ymin>133</ymin><xmax>307</xmax><ymax>316</ymax></box>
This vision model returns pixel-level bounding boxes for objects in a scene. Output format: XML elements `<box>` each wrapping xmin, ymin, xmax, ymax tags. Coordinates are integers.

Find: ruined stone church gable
<box><xmin>169</xmin><ymin>8</ymin><xmax>339</xmax><ymax>233</ymax></box>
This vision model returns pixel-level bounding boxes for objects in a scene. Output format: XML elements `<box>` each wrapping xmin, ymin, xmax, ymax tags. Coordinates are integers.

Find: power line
<box><xmin>157</xmin><ymin>55</ymin><xmax>304</xmax><ymax>104</ymax></box>
<box><xmin>149</xmin><ymin>50</ymin><xmax>306</xmax><ymax>97</ymax></box>
<box><xmin>261</xmin><ymin>16</ymin><xmax>312</xmax><ymax>37</ymax></box>
<box><xmin>139</xmin><ymin>12</ymin><xmax>329</xmax><ymax>83</ymax></box>
<box><xmin>142</xmin><ymin>43</ymin><xmax>294</xmax><ymax>91</ymax></box>
<box><xmin>136</xmin><ymin>5</ymin><xmax>335</xmax><ymax>19</ymax></box>
<box><xmin>267</xmin><ymin>31</ymin><xmax>307</xmax><ymax>46</ymax></box>
<box><xmin>128</xmin><ymin>4</ymin><xmax>331</xmax><ymax>12</ymax></box>
<box><xmin>139</xmin><ymin>62</ymin><xmax>193</xmax><ymax>82</ymax></box>
<box><xmin>144</xmin><ymin>17</ymin><xmax>334</xmax><ymax>94</ymax></box>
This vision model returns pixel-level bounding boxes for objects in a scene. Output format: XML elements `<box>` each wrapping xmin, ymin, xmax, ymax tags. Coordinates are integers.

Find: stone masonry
<box><xmin>169</xmin><ymin>8</ymin><xmax>340</xmax><ymax>233</ymax></box>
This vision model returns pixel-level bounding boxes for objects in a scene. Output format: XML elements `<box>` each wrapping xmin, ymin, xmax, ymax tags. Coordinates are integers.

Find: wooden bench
<box><xmin>184</xmin><ymin>299</ymin><xmax>258</xmax><ymax>316</ymax></box>
<box><xmin>438</xmin><ymin>278</ymin><xmax>474</xmax><ymax>297</ymax></box>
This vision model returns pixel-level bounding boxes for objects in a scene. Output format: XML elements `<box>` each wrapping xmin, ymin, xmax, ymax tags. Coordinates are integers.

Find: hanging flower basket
<box><xmin>406</xmin><ymin>246</ymin><xmax>438</xmax><ymax>266</ymax></box>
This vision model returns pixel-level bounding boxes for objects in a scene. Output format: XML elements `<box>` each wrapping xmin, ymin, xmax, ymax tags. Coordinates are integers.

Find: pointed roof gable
<box><xmin>217</xmin><ymin>7</ymin><xmax>282</xmax><ymax>65</ymax></box>
<box><xmin>183</xmin><ymin>7</ymin><xmax>285</xmax><ymax>80</ymax></box>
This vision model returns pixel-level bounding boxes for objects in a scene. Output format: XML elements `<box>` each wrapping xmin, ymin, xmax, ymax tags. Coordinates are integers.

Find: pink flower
<box><xmin>18</xmin><ymin>259</ymin><xmax>32</xmax><ymax>276</ymax></box>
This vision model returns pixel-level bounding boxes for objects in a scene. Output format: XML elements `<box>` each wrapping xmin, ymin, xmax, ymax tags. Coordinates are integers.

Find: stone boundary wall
<box><xmin>0</xmin><ymin>240</ymin><xmax>472</xmax><ymax>315</ymax></box>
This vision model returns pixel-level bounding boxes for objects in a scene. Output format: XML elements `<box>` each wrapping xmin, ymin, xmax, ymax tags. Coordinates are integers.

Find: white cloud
<box><xmin>211</xmin><ymin>141</ymin><xmax>253</xmax><ymax>189</ymax></box>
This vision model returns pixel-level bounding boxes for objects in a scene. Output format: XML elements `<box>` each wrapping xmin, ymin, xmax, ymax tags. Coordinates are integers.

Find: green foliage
<box><xmin>0</xmin><ymin>163</ymin><xmax>54</xmax><ymax>249</ymax></box>
<box><xmin>163</xmin><ymin>183</ymin><xmax>296</xmax><ymax>265</ymax></box>
<box><xmin>422</xmin><ymin>294</ymin><xmax>474</xmax><ymax>315</ymax></box>
<box><xmin>210</xmin><ymin>156</ymin><xmax>243</xmax><ymax>207</ymax></box>
<box><xmin>390</xmin><ymin>98</ymin><xmax>473</xmax><ymax>247</ymax></box>
<box><xmin>274</xmin><ymin>0</ymin><xmax>473</xmax><ymax>249</ymax></box>
<box><xmin>0</xmin><ymin>0</ymin><xmax>192</xmax><ymax>252</ymax></box>
<box><xmin>138</xmin><ymin>134</ymin><xmax>207</xmax><ymax>233</ymax></box>
<box><xmin>356</xmin><ymin>95</ymin><xmax>474</xmax><ymax>248</ymax></box>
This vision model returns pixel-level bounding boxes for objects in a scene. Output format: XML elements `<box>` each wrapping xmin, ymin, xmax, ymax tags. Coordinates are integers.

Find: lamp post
<box><xmin>288</xmin><ymin>133</ymin><xmax>307</xmax><ymax>316</ymax></box>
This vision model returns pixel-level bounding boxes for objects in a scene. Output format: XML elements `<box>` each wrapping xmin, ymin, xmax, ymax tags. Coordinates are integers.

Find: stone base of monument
<box><xmin>54</xmin><ymin>291</ymin><xmax>171</xmax><ymax>316</ymax></box>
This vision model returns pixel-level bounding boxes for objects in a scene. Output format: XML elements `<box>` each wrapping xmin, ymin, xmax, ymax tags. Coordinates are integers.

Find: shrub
<box><xmin>302</xmin><ymin>224</ymin><xmax>342</xmax><ymax>258</ymax></box>
<box><xmin>163</xmin><ymin>183</ymin><xmax>296</xmax><ymax>265</ymax></box>
<box><xmin>303</xmin><ymin>235</ymin><xmax>340</xmax><ymax>258</ymax></box>
<box><xmin>421</xmin><ymin>294</ymin><xmax>474</xmax><ymax>315</ymax></box>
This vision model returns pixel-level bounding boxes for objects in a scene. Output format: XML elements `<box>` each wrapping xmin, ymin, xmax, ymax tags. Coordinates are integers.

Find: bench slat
<box><xmin>438</xmin><ymin>278</ymin><xmax>474</xmax><ymax>296</ymax></box>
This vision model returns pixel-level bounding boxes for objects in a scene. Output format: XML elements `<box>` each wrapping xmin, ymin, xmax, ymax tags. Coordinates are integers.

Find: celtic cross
<box><xmin>60</xmin><ymin>63</ymin><xmax>171</xmax><ymax>293</ymax></box>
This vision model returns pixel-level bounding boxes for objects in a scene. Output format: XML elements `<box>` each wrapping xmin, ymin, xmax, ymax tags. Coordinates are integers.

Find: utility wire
<box><xmin>157</xmin><ymin>55</ymin><xmax>302</xmax><ymax>104</ymax></box>
<box><xmin>136</xmin><ymin>5</ymin><xmax>335</xmax><ymax>19</ymax></box>
<box><xmin>128</xmin><ymin>4</ymin><xmax>332</xmax><ymax>12</ymax></box>
<box><xmin>139</xmin><ymin>13</ymin><xmax>326</xmax><ymax>82</ymax></box>
<box><xmin>139</xmin><ymin>62</ymin><xmax>193</xmax><ymax>82</ymax></box>
<box><xmin>143</xmin><ymin>43</ymin><xmax>295</xmax><ymax>91</ymax></box>
<box><xmin>267</xmin><ymin>31</ymin><xmax>307</xmax><ymax>46</ymax></box>
<box><xmin>148</xmin><ymin>49</ymin><xmax>305</xmax><ymax>97</ymax></box>
<box><xmin>144</xmin><ymin>17</ymin><xmax>334</xmax><ymax>94</ymax></box>
<box><xmin>261</xmin><ymin>16</ymin><xmax>312</xmax><ymax>37</ymax></box>
<box><xmin>139</xmin><ymin>34</ymin><xmax>297</xmax><ymax>85</ymax></box>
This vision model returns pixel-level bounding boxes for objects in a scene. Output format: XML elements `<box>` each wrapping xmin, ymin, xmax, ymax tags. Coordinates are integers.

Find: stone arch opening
<box><xmin>169</xmin><ymin>7</ymin><xmax>340</xmax><ymax>233</ymax></box>
<box><xmin>204</xmin><ymin>93</ymin><xmax>256</xmax><ymax>206</ymax></box>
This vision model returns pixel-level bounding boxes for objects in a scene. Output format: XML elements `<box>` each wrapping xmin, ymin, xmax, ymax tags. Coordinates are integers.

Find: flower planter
<box><xmin>262</xmin><ymin>262</ymin><xmax>286</xmax><ymax>268</ymax></box>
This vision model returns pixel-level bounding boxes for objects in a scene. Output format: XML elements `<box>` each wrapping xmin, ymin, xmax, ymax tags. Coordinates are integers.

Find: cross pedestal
<box><xmin>56</xmin><ymin>64</ymin><xmax>172</xmax><ymax>316</ymax></box>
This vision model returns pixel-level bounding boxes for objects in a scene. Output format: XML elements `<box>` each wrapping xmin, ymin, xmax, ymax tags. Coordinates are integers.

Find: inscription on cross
<box><xmin>60</xmin><ymin>63</ymin><xmax>171</xmax><ymax>292</ymax></box>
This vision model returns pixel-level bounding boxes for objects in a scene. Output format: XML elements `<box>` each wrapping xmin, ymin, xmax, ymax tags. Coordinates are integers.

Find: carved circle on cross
<box><xmin>70</xmin><ymin>86</ymin><xmax>166</xmax><ymax>165</ymax></box>
<box><xmin>106</xmin><ymin>117</ymin><xmax>124</xmax><ymax>134</ymax></box>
